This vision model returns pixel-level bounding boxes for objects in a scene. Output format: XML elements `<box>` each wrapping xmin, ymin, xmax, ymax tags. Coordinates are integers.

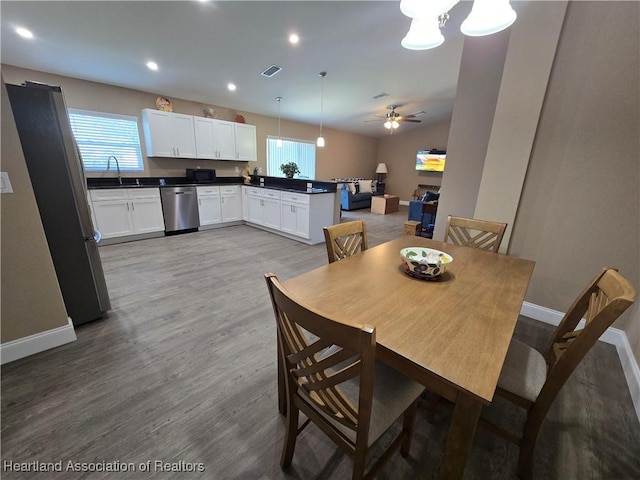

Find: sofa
<box><xmin>340</xmin><ymin>180</ymin><xmax>382</xmax><ymax>210</ymax></box>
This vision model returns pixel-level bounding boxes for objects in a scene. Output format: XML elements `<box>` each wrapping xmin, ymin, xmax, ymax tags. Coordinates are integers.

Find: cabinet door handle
<box><xmin>131</xmin><ymin>202</ymin><xmax>135</xmax><ymax>211</ymax></box>
<box><xmin>176</xmin><ymin>148</ymin><xmax>180</xmax><ymax>157</ymax></box>
<box><xmin>199</xmin><ymin>199</ymin><xmax>201</xmax><ymax>206</ymax></box>
<box><xmin>126</xmin><ymin>202</ymin><xmax>130</xmax><ymax>211</ymax></box>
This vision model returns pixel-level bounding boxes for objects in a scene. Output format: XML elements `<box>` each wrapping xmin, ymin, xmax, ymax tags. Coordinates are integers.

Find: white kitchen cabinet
<box><xmin>141</xmin><ymin>109</ymin><xmax>197</xmax><ymax>158</ymax></box>
<box><xmin>193</xmin><ymin>117</ymin><xmax>234</xmax><ymax>160</ymax></box>
<box><xmin>242</xmin><ymin>186</ymin><xmax>250</xmax><ymax>220</ymax></box>
<box><xmin>234</xmin><ymin>123</ymin><xmax>257</xmax><ymax>161</ymax></box>
<box><xmin>280</xmin><ymin>192</ymin><xmax>310</xmax><ymax>239</ymax></box>
<box><xmin>196</xmin><ymin>186</ymin><xmax>222</xmax><ymax>227</ymax></box>
<box><xmin>128</xmin><ymin>189</ymin><xmax>166</xmax><ymax>234</ymax></box>
<box><xmin>193</xmin><ymin>117</ymin><xmax>217</xmax><ymax>160</ymax></box>
<box><xmin>246</xmin><ymin>187</ymin><xmax>281</xmax><ymax>229</ymax></box>
<box><xmin>220</xmin><ymin>185</ymin><xmax>242</xmax><ymax>222</ymax></box>
<box><xmin>214</xmin><ymin>120</ymin><xmax>237</xmax><ymax>160</ymax></box>
<box><xmin>90</xmin><ymin>188</ymin><xmax>164</xmax><ymax>240</ymax></box>
<box><xmin>243</xmin><ymin>186</ymin><xmax>335</xmax><ymax>244</ymax></box>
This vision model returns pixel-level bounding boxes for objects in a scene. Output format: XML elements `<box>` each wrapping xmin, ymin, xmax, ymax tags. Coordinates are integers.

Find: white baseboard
<box><xmin>0</xmin><ymin>318</ymin><xmax>77</xmax><ymax>365</ymax></box>
<box><xmin>521</xmin><ymin>301</ymin><xmax>640</xmax><ymax>422</ymax></box>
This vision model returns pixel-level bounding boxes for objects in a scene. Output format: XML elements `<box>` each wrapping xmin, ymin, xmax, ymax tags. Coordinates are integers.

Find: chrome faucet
<box><xmin>106</xmin><ymin>156</ymin><xmax>122</xmax><ymax>185</ymax></box>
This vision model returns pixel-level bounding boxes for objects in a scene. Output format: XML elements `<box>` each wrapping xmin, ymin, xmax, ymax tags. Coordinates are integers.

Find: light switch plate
<box><xmin>0</xmin><ymin>172</ymin><xmax>13</xmax><ymax>194</ymax></box>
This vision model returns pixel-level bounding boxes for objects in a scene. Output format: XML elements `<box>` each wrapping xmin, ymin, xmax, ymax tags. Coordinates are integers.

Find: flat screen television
<box><xmin>415</xmin><ymin>149</ymin><xmax>446</xmax><ymax>172</ymax></box>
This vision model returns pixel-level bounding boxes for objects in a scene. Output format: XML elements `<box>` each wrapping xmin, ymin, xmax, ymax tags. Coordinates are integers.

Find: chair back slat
<box><xmin>540</xmin><ymin>268</ymin><xmax>636</xmax><ymax>405</ymax></box>
<box><xmin>545</xmin><ymin>268</ymin><xmax>635</xmax><ymax>367</ymax></box>
<box><xmin>323</xmin><ymin>220</ymin><xmax>368</xmax><ymax>263</ymax></box>
<box><xmin>265</xmin><ymin>273</ymin><xmax>376</xmax><ymax>435</ymax></box>
<box><xmin>444</xmin><ymin>215</ymin><xmax>507</xmax><ymax>253</ymax></box>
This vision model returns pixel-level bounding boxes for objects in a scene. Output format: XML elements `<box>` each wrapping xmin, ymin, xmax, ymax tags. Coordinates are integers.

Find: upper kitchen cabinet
<box><xmin>235</xmin><ymin>123</ymin><xmax>257</xmax><ymax>162</ymax></box>
<box><xmin>194</xmin><ymin>117</ymin><xmax>235</xmax><ymax>160</ymax></box>
<box><xmin>141</xmin><ymin>109</ymin><xmax>197</xmax><ymax>158</ymax></box>
<box><xmin>194</xmin><ymin>117</ymin><xmax>256</xmax><ymax>161</ymax></box>
<box><xmin>143</xmin><ymin>109</ymin><xmax>256</xmax><ymax>161</ymax></box>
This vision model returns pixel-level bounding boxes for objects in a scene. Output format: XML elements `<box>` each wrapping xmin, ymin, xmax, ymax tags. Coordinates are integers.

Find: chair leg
<box><xmin>352</xmin><ymin>446</ymin><xmax>366</xmax><ymax>480</ymax></box>
<box><xmin>517</xmin><ymin>410</ymin><xmax>544</xmax><ymax>480</ymax></box>
<box><xmin>280</xmin><ymin>403</ymin><xmax>299</xmax><ymax>469</ymax></box>
<box><xmin>400</xmin><ymin>399</ymin><xmax>419</xmax><ymax>457</ymax></box>
<box><xmin>425</xmin><ymin>393</ymin><xmax>441</xmax><ymax>423</ymax></box>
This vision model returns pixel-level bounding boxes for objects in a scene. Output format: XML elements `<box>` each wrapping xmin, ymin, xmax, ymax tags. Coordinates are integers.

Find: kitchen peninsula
<box><xmin>87</xmin><ymin>175</ymin><xmax>338</xmax><ymax>246</ymax></box>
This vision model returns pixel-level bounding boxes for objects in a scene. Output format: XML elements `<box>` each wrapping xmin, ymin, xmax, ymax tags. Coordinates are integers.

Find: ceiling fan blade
<box><xmin>402</xmin><ymin>119</ymin><xmax>422</xmax><ymax>123</ymax></box>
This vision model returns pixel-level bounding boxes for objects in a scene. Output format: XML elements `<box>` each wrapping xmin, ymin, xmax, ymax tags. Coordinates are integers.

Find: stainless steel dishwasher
<box><xmin>160</xmin><ymin>186</ymin><xmax>199</xmax><ymax>233</ymax></box>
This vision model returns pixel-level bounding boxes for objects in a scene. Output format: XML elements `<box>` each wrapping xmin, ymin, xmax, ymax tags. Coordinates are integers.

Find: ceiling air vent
<box><xmin>261</xmin><ymin>65</ymin><xmax>282</xmax><ymax>78</ymax></box>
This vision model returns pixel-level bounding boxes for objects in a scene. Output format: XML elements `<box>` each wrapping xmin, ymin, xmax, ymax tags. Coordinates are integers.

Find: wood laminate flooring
<box><xmin>2</xmin><ymin>207</ymin><xmax>639</xmax><ymax>479</ymax></box>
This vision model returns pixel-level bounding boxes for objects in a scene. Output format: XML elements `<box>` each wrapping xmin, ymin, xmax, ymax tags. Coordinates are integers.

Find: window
<box><xmin>267</xmin><ymin>137</ymin><xmax>316</xmax><ymax>179</ymax></box>
<box><xmin>68</xmin><ymin>109</ymin><xmax>144</xmax><ymax>172</ymax></box>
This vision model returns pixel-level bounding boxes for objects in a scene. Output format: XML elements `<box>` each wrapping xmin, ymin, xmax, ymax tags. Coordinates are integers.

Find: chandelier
<box><xmin>400</xmin><ymin>0</ymin><xmax>517</xmax><ymax>50</ymax></box>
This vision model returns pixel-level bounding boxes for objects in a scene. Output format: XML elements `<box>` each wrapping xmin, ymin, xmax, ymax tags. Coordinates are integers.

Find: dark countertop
<box><xmin>87</xmin><ymin>176</ymin><xmax>242</xmax><ymax>189</ymax></box>
<box><xmin>87</xmin><ymin>175</ymin><xmax>337</xmax><ymax>194</ymax></box>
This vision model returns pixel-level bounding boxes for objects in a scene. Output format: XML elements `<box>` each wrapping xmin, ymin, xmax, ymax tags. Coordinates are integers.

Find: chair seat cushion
<box><xmin>309</xmin><ymin>359</ymin><xmax>424</xmax><ymax>447</ymax></box>
<box><xmin>498</xmin><ymin>339</ymin><xmax>548</xmax><ymax>403</ymax></box>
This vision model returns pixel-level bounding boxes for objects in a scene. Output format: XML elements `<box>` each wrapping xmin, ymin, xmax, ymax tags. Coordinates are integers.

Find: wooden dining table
<box><xmin>280</xmin><ymin>235</ymin><xmax>535</xmax><ymax>479</ymax></box>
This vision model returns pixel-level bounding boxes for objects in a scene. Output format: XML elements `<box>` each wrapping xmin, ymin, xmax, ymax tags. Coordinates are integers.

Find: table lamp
<box><xmin>375</xmin><ymin>163</ymin><xmax>388</xmax><ymax>183</ymax></box>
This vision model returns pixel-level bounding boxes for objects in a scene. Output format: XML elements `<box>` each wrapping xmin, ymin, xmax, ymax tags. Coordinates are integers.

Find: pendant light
<box><xmin>460</xmin><ymin>0</ymin><xmax>517</xmax><ymax>37</ymax></box>
<box><xmin>275</xmin><ymin>96</ymin><xmax>283</xmax><ymax>147</ymax></box>
<box><xmin>317</xmin><ymin>71</ymin><xmax>326</xmax><ymax>148</ymax></box>
<box><xmin>400</xmin><ymin>0</ymin><xmax>517</xmax><ymax>50</ymax></box>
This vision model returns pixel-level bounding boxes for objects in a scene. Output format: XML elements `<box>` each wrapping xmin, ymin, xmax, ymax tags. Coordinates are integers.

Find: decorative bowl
<box><xmin>400</xmin><ymin>247</ymin><xmax>453</xmax><ymax>280</ymax></box>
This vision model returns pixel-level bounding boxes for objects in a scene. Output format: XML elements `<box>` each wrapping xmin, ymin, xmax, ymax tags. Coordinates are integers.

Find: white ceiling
<box><xmin>1</xmin><ymin>0</ymin><xmax>476</xmax><ymax>138</ymax></box>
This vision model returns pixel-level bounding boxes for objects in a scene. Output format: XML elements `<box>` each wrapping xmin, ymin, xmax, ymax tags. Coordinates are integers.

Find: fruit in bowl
<box><xmin>400</xmin><ymin>247</ymin><xmax>453</xmax><ymax>279</ymax></box>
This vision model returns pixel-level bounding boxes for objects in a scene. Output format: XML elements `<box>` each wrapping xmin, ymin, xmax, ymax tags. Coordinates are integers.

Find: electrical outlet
<box><xmin>234</xmin><ymin>166</ymin><xmax>240</xmax><ymax>173</ymax></box>
<box><xmin>258</xmin><ymin>167</ymin><xmax>263</xmax><ymax>174</ymax></box>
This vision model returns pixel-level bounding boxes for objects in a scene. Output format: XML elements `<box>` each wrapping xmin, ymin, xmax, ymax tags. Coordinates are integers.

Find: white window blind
<box><xmin>68</xmin><ymin>109</ymin><xmax>144</xmax><ymax>172</ymax></box>
<box><xmin>267</xmin><ymin>137</ymin><xmax>316</xmax><ymax>179</ymax></box>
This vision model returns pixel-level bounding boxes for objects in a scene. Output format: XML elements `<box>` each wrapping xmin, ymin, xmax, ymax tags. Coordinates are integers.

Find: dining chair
<box><xmin>483</xmin><ymin>267</ymin><xmax>636</xmax><ymax>479</ymax></box>
<box><xmin>323</xmin><ymin>220</ymin><xmax>368</xmax><ymax>263</ymax></box>
<box><xmin>443</xmin><ymin>215</ymin><xmax>507</xmax><ymax>252</ymax></box>
<box><xmin>265</xmin><ymin>273</ymin><xmax>425</xmax><ymax>480</ymax></box>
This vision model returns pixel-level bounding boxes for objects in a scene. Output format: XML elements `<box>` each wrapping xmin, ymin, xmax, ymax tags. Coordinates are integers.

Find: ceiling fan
<box><xmin>366</xmin><ymin>105</ymin><xmax>424</xmax><ymax>130</ymax></box>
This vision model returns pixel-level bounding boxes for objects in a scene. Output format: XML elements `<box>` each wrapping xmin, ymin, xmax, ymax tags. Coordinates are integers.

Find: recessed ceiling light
<box><xmin>15</xmin><ymin>27</ymin><xmax>34</xmax><ymax>39</ymax></box>
<box><xmin>146</xmin><ymin>61</ymin><xmax>158</xmax><ymax>71</ymax></box>
<box><xmin>289</xmin><ymin>33</ymin><xmax>299</xmax><ymax>45</ymax></box>
<box><xmin>227</xmin><ymin>83</ymin><xmax>237</xmax><ymax>92</ymax></box>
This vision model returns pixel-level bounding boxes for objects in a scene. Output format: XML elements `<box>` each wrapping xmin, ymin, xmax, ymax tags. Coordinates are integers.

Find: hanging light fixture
<box><xmin>275</xmin><ymin>96</ymin><xmax>283</xmax><ymax>147</ymax></box>
<box><xmin>317</xmin><ymin>71</ymin><xmax>326</xmax><ymax>148</ymax></box>
<box><xmin>460</xmin><ymin>0</ymin><xmax>517</xmax><ymax>37</ymax></box>
<box><xmin>401</xmin><ymin>17</ymin><xmax>444</xmax><ymax>50</ymax></box>
<box><xmin>400</xmin><ymin>0</ymin><xmax>517</xmax><ymax>50</ymax></box>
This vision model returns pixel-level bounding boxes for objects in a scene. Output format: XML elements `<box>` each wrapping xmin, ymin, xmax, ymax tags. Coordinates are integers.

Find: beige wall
<box><xmin>509</xmin><ymin>1</ymin><xmax>639</xmax><ymax>358</ymax></box>
<box><xmin>433</xmin><ymin>29</ymin><xmax>511</xmax><ymax>240</ymax></box>
<box><xmin>1</xmin><ymin>77</ymin><xmax>70</xmax><ymax>342</ymax></box>
<box><xmin>474</xmin><ymin>1</ymin><xmax>568</xmax><ymax>252</ymax></box>
<box><xmin>375</xmin><ymin>118</ymin><xmax>451</xmax><ymax>201</ymax></box>
<box><xmin>431</xmin><ymin>1</ymin><xmax>638</xmax><ymax>362</ymax></box>
<box><xmin>1</xmin><ymin>65</ymin><xmax>377</xmax><ymax>182</ymax></box>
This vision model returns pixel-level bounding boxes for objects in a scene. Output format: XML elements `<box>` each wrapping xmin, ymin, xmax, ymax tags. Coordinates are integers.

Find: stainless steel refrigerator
<box><xmin>7</xmin><ymin>81</ymin><xmax>111</xmax><ymax>325</ymax></box>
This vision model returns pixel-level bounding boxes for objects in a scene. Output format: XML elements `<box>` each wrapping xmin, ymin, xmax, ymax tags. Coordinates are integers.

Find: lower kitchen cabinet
<box><xmin>197</xmin><ymin>185</ymin><xmax>242</xmax><ymax>228</ymax></box>
<box><xmin>243</xmin><ymin>186</ymin><xmax>334</xmax><ymax>244</ymax></box>
<box><xmin>246</xmin><ymin>187</ymin><xmax>281</xmax><ymax>230</ymax></box>
<box><xmin>89</xmin><ymin>188</ymin><xmax>164</xmax><ymax>240</ymax></box>
<box><xmin>196</xmin><ymin>186</ymin><xmax>222</xmax><ymax>227</ymax></box>
<box><xmin>220</xmin><ymin>185</ymin><xmax>242</xmax><ymax>222</ymax></box>
<box><xmin>280</xmin><ymin>192</ymin><xmax>310</xmax><ymax>238</ymax></box>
